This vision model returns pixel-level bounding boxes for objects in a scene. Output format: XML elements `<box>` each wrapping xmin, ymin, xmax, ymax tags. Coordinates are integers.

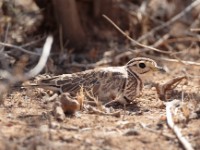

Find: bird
<box><xmin>33</xmin><ymin>57</ymin><xmax>164</xmax><ymax>105</ymax></box>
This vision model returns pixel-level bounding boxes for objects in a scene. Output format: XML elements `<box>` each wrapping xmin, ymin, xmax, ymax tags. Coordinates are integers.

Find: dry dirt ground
<box><xmin>0</xmin><ymin>62</ymin><xmax>200</xmax><ymax>150</ymax></box>
<box><xmin>0</xmin><ymin>0</ymin><xmax>200</xmax><ymax>149</ymax></box>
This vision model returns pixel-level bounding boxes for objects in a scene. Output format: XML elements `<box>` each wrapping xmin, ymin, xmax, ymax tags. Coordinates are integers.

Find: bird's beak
<box><xmin>154</xmin><ymin>66</ymin><xmax>166</xmax><ymax>73</ymax></box>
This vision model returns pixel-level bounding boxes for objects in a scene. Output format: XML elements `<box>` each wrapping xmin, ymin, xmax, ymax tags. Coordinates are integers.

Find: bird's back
<box><xmin>37</xmin><ymin>66</ymin><xmax>128</xmax><ymax>101</ymax></box>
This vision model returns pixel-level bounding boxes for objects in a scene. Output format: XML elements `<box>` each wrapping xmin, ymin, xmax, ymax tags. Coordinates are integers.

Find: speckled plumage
<box><xmin>36</xmin><ymin>57</ymin><xmax>163</xmax><ymax>104</ymax></box>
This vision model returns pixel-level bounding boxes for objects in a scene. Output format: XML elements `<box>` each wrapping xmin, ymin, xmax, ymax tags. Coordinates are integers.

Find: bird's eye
<box><xmin>139</xmin><ymin>62</ymin><xmax>146</xmax><ymax>68</ymax></box>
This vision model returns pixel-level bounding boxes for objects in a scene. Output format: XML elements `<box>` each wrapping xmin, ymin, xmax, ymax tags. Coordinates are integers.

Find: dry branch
<box><xmin>155</xmin><ymin>76</ymin><xmax>187</xmax><ymax>101</ymax></box>
<box><xmin>103</xmin><ymin>15</ymin><xmax>171</xmax><ymax>54</ymax></box>
<box><xmin>152</xmin><ymin>57</ymin><xmax>200</xmax><ymax>67</ymax></box>
<box><xmin>137</xmin><ymin>0</ymin><xmax>200</xmax><ymax>42</ymax></box>
<box><xmin>0</xmin><ymin>42</ymin><xmax>41</xmax><ymax>56</ymax></box>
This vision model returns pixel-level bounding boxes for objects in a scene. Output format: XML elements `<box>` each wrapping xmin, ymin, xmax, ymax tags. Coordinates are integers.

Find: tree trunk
<box><xmin>52</xmin><ymin>0</ymin><xmax>86</xmax><ymax>48</ymax></box>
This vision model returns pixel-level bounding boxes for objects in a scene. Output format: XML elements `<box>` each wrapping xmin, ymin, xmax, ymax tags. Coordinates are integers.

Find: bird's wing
<box><xmin>36</xmin><ymin>69</ymin><xmax>100</xmax><ymax>94</ymax></box>
<box><xmin>37</xmin><ymin>67</ymin><xmax>127</xmax><ymax>95</ymax></box>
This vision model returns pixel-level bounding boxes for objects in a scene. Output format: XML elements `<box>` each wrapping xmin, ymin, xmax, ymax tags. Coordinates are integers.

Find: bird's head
<box><xmin>126</xmin><ymin>57</ymin><xmax>165</xmax><ymax>78</ymax></box>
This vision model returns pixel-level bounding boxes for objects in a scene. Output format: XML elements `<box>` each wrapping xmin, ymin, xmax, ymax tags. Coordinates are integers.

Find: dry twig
<box><xmin>155</xmin><ymin>76</ymin><xmax>187</xmax><ymax>101</ymax></box>
<box><xmin>166</xmin><ymin>100</ymin><xmax>194</xmax><ymax>150</ymax></box>
<box><xmin>137</xmin><ymin>0</ymin><xmax>200</xmax><ymax>42</ymax></box>
<box><xmin>152</xmin><ymin>57</ymin><xmax>200</xmax><ymax>67</ymax></box>
<box><xmin>87</xmin><ymin>105</ymin><xmax>121</xmax><ymax>117</ymax></box>
<box><xmin>102</xmin><ymin>15</ymin><xmax>171</xmax><ymax>54</ymax></box>
<box><xmin>190</xmin><ymin>28</ymin><xmax>200</xmax><ymax>32</ymax></box>
<box><xmin>21</xmin><ymin>36</ymin><xmax>46</xmax><ymax>48</ymax></box>
<box><xmin>100</xmin><ymin>49</ymin><xmax>200</xmax><ymax>68</ymax></box>
<box><xmin>0</xmin><ymin>23</ymin><xmax>10</xmax><ymax>53</ymax></box>
<box><xmin>0</xmin><ymin>41</ymin><xmax>41</xmax><ymax>56</ymax></box>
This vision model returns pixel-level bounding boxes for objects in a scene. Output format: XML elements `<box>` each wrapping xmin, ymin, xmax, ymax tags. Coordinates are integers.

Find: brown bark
<box><xmin>52</xmin><ymin>0</ymin><xmax>125</xmax><ymax>49</ymax></box>
<box><xmin>52</xmin><ymin>0</ymin><xmax>86</xmax><ymax>48</ymax></box>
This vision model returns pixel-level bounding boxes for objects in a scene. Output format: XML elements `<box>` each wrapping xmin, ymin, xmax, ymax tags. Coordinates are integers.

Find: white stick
<box><xmin>24</xmin><ymin>35</ymin><xmax>53</xmax><ymax>79</ymax></box>
<box><xmin>1</xmin><ymin>35</ymin><xmax>53</xmax><ymax>84</ymax></box>
<box><xmin>166</xmin><ymin>100</ymin><xmax>194</xmax><ymax>150</ymax></box>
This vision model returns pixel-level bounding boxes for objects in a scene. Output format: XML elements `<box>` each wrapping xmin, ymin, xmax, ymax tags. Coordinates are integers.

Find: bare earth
<box><xmin>0</xmin><ymin>62</ymin><xmax>200</xmax><ymax>150</ymax></box>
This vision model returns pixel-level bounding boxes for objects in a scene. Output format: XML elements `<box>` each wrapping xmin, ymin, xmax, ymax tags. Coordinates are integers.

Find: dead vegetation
<box><xmin>0</xmin><ymin>0</ymin><xmax>200</xmax><ymax>150</ymax></box>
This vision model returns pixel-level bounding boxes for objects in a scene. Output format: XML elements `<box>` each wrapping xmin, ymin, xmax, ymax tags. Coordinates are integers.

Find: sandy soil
<box><xmin>0</xmin><ymin>0</ymin><xmax>199</xmax><ymax>149</ymax></box>
<box><xmin>0</xmin><ymin>62</ymin><xmax>199</xmax><ymax>150</ymax></box>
